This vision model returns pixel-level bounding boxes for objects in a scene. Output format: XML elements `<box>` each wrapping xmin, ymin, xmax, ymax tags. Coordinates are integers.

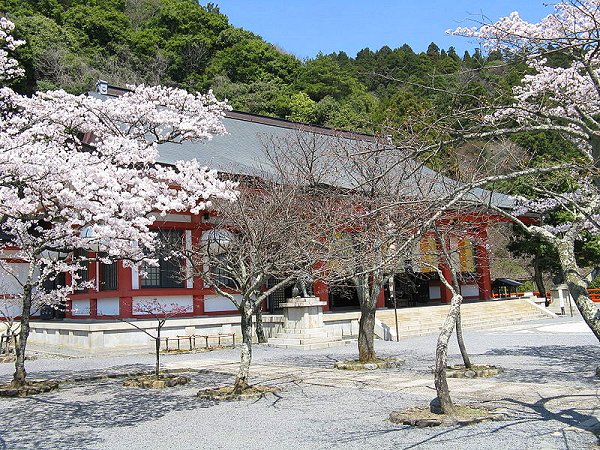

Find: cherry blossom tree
<box><xmin>0</xmin><ymin>18</ymin><xmax>236</xmax><ymax>388</ymax></box>
<box><xmin>450</xmin><ymin>0</ymin><xmax>600</xmax><ymax>340</ymax></box>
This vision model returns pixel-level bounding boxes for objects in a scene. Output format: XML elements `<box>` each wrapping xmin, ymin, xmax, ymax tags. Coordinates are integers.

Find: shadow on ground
<box><xmin>0</xmin><ymin>370</ymin><xmax>232</xmax><ymax>450</ymax></box>
<box><xmin>332</xmin><ymin>392</ymin><xmax>599</xmax><ymax>450</ymax></box>
<box><xmin>483</xmin><ymin>345</ymin><xmax>600</xmax><ymax>385</ymax></box>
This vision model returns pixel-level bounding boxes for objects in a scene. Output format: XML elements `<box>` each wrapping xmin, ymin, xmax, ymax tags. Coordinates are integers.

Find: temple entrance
<box><xmin>385</xmin><ymin>273</ymin><xmax>431</xmax><ymax>308</ymax></box>
<box><xmin>328</xmin><ymin>282</ymin><xmax>360</xmax><ymax>310</ymax></box>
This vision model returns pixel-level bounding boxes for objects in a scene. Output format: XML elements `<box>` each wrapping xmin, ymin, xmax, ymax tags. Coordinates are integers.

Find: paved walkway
<box><xmin>0</xmin><ymin>317</ymin><xmax>598</xmax><ymax>449</ymax></box>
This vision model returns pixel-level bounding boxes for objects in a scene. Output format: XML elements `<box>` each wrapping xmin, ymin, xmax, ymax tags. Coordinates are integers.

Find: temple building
<box><xmin>57</xmin><ymin>83</ymin><xmax>513</xmax><ymax>321</ymax></box>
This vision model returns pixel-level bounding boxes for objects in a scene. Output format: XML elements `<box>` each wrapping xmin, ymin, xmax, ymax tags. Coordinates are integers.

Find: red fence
<box><xmin>492</xmin><ymin>291</ymin><xmax>551</xmax><ymax>300</ymax></box>
<box><xmin>493</xmin><ymin>288</ymin><xmax>600</xmax><ymax>302</ymax></box>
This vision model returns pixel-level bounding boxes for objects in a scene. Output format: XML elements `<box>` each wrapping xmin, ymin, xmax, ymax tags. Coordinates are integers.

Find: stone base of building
<box><xmin>26</xmin><ymin>311</ymin><xmax>362</xmax><ymax>352</ymax></box>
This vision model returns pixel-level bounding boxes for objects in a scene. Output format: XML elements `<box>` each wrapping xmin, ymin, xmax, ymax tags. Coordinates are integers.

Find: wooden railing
<box><xmin>492</xmin><ymin>291</ymin><xmax>551</xmax><ymax>300</ymax></box>
<box><xmin>493</xmin><ymin>288</ymin><xmax>600</xmax><ymax>302</ymax></box>
<box><xmin>588</xmin><ymin>288</ymin><xmax>600</xmax><ymax>302</ymax></box>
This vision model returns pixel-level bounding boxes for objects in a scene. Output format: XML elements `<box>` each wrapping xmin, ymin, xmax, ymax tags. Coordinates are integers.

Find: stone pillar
<box><xmin>282</xmin><ymin>297</ymin><xmax>327</xmax><ymax>331</ymax></box>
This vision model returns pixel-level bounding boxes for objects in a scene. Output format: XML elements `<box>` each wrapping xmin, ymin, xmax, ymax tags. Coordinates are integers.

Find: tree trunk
<box><xmin>12</xmin><ymin>285</ymin><xmax>32</xmax><ymax>388</ymax></box>
<box><xmin>533</xmin><ymin>255</ymin><xmax>546</xmax><ymax>299</ymax></box>
<box><xmin>433</xmin><ymin>293</ymin><xmax>462</xmax><ymax>416</ymax></box>
<box><xmin>357</xmin><ymin>282</ymin><xmax>377</xmax><ymax>363</ymax></box>
<box><xmin>155</xmin><ymin>325</ymin><xmax>161</xmax><ymax>378</ymax></box>
<box><xmin>557</xmin><ymin>234</ymin><xmax>600</xmax><ymax>341</ymax></box>
<box><xmin>255</xmin><ymin>307</ymin><xmax>267</xmax><ymax>344</ymax></box>
<box><xmin>455</xmin><ymin>308</ymin><xmax>471</xmax><ymax>368</ymax></box>
<box><xmin>234</xmin><ymin>304</ymin><xmax>253</xmax><ymax>393</ymax></box>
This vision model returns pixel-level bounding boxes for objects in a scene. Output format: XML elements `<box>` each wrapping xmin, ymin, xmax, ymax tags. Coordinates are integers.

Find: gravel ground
<box><xmin>0</xmin><ymin>316</ymin><xmax>598</xmax><ymax>450</ymax></box>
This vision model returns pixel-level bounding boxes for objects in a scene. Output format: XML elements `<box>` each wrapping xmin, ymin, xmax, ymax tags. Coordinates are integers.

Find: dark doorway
<box><xmin>40</xmin><ymin>272</ymin><xmax>66</xmax><ymax>320</ymax></box>
<box><xmin>329</xmin><ymin>282</ymin><xmax>360</xmax><ymax>310</ymax></box>
<box><xmin>266</xmin><ymin>278</ymin><xmax>294</xmax><ymax>313</ymax></box>
<box><xmin>385</xmin><ymin>273</ymin><xmax>431</xmax><ymax>308</ymax></box>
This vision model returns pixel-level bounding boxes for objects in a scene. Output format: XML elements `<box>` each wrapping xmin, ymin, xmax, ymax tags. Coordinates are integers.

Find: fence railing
<box><xmin>493</xmin><ymin>288</ymin><xmax>600</xmax><ymax>302</ymax></box>
<box><xmin>588</xmin><ymin>288</ymin><xmax>600</xmax><ymax>302</ymax></box>
<box><xmin>492</xmin><ymin>291</ymin><xmax>551</xmax><ymax>300</ymax></box>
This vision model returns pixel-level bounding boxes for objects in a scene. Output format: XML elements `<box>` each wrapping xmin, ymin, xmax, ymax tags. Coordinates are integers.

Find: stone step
<box><xmin>272</xmin><ymin>331</ymin><xmax>330</xmax><ymax>340</ymax></box>
<box><xmin>277</xmin><ymin>328</ymin><xmax>330</xmax><ymax>337</ymax></box>
<box><xmin>268</xmin><ymin>335</ymin><xmax>343</xmax><ymax>346</ymax></box>
<box><xmin>395</xmin><ymin>317</ymin><xmax>538</xmax><ymax>338</ymax></box>
<box><xmin>376</xmin><ymin>299</ymin><xmax>550</xmax><ymax>340</ymax></box>
<box><xmin>267</xmin><ymin>340</ymin><xmax>351</xmax><ymax>350</ymax></box>
<box><xmin>377</xmin><ymin>306</ymin><xmax>540</xmax><ymax>319</ymax></box>
<box><xmin>382</xmin><ymin>312</ymin><xmax>546</xmax><ymax>329</ymax></box>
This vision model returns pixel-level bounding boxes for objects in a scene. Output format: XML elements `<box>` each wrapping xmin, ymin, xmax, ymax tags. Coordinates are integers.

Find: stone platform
<box><xmin>268</xmin><ymin>297</ymin><xmax>349</xmax><ymax>350</ymax></box>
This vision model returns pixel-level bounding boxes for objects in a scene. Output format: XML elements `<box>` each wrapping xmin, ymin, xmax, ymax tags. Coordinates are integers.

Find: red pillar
<box><xmin>376</xmin><ymin>288</ymin><xmax>385</xmax><ymax>309</ymax></box>
<box><xmin>120</xmin><ymin>297</ymin><xmax>133</xmax><ymax>318</ymax></box>
<box><xmin>88</xmin><ymin>254</ymin><xmax>97</xmax><ymax>292</ymax></box>
<box><xmin>191</xmin><ymin>214</ymin><xmax>205</xmax><ymax>316</ymax></box>
<box><xmin>436</xmin><ymin>236</ymin><xmax>452</xmax><ymax>304</ymax></box>
<box><xmin>439</xmin><ymin>264</ymin><xmax>453</xmax><ymax>304</ymax></box>
<box><xmin>193</xmin><ymin>295</ymin><xmax>204</xmax><ymax>315</ymax></box>
<box><xmin>118</xmin><ymin>261</ymin><xmax>133</xmax><ymax>318</ymax></box>
<box><xmin>65</xmin><ymin>299</ymin><xmax>73</xmax><ymax>319</ymax></box>
<box><xmin>475</xmin><ymin>227</ymin><xmax>492</xmax><ymax>301</ymax></box>
<box><xmin>65</xmin><ymin>271</ymin><xmax>73</xmax><ymax>318</ymax></box>
<box><xmin>313</xmin><ymin>280</ymin><xmax>330</xmax><ymax>312</ymax></box>
<box><xmin>89</xmin><ymin>298</ymin><xmax>98</xmax><ymax>319</ymax></box>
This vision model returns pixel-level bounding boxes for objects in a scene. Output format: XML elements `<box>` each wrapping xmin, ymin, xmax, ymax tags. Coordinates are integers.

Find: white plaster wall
<box><xmin>71</xmin><ymin>299</ymin><xmax>90</xmax><ymax>316</ymax></box>
<box><xmin>0</xmin><ymin>300</ymin><xmax>22</xmax><ymax>318</ymax></box>
<box><xmin>0</xmin><ymin>262</ymin><xmax>40</xmax><ymax>297</ymax></box>
<box><xmin>97</xmin><ymin>298</ymin><xmax>120</xmax><ymax>316</ymax></box>
<box><xmin>155</xmin><ymin>214</ymin><xmax>191</xmax><ymax>223</ymax></box>
<box><xmin>461</xmin><ymin>284</ymin><xmax>480</xmax><ymax>297</ymax></box>
<box><xmin>132</xmin><ymin>295</ymin><xmax>193</xmax><ymax>315</ymax></box>
<box><xmin>429</xmin><ymin>286</ymin><xmax>442</xmax><ymax>300</ymax></box>
<box><xmin>204</xmin><ymin>294</ymin><xmax>239</xmax><ymax>312</ymax></box>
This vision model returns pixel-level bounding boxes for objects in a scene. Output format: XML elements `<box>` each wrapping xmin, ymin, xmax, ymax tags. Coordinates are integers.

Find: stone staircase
<box><xmin>375</xmin><ymin>298</ymin><xmax>555</xmax><ymax>340</ymax></box>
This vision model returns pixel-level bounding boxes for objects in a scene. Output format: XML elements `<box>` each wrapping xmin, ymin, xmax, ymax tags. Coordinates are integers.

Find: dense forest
<box><xmin>0</xmin><ymin>0</ymin><xmax>523</xmax><ymax>134</ymax></box>
<box><xmin>1</xmin><ymin>0</ymin><xmax>599</xmax><ymax>281</ymax></box>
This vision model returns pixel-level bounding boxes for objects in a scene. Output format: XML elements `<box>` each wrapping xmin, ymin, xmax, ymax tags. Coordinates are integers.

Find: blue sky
<box><xmin>208</xmin><ymin>1</ymin><xmax>552</xmax><ymax>59</ymax></box>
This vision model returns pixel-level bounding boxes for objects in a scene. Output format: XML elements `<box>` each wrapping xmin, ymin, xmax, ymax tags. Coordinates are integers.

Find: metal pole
<box><xmin>391</xmin><ymin>276</ymin><xmax>399</xmax><ymax>342</ymax></box>
<box><xmin>568</xmin><ymin>289</ymin><xmax>574</xmax><ymax>317</ymax></box>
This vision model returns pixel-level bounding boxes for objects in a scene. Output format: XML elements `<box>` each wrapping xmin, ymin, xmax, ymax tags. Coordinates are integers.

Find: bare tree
<box><xmin>188</xmin><ymin>180</ymin><xmax>321</xmax><ymax>394</ymax></box>
<box><xmin>263</xmin><ymin>130</ymin><xmax>433</xmax><ymax>363</ymax></box>
<box><xmin>420</xmin><ymin>222</ymin><xmax>485</xmax><ymax>415</ymax></box>
<box><xmin>120</xmin><ymin>298</ymin><xmax>191</xmax><ymax>378</ymax></box>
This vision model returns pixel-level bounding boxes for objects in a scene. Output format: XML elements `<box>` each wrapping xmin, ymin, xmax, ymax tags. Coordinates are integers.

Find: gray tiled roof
<box><xmin>90</xmin><ymin>90</ymin><xmax>515</xmax><ymax>210</ymax></box>
<box><xmin>157</xmin><ymin>114</ymin><xmax>294</xmax><ymax>178</ymax></box>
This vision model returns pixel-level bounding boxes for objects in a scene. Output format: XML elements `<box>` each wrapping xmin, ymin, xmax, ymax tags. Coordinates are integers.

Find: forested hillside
<box><xmin>0</xmin><ymin>0</ymin><xmax>523</xmax><ymax>136</ymax></box>
<box><xmin>1</xmin><ymin>0</ymin><xmax>598</xmax><ymax>283</ymax></box>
